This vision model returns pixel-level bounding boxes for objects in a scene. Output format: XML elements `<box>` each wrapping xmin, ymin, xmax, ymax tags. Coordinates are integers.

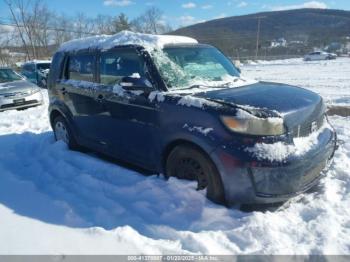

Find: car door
<box><xmin>315</xmin><ymin>52</ymin><xmax>323</xmax><ymax>60</ymax></box>
<box><xmin>57</xmin><ymin>51</ymin><xmax>108</xmax><ymax>149</ymax></box>
<box><xmin>96</xmin><ymin>47</ymin><xmax>161</xmax><ymax>168</ymax></box>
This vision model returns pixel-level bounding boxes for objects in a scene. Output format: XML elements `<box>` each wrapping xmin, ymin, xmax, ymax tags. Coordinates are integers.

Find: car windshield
<box><xmin>37</xmin><ymin>63</ymin><xmax>50</xmax><ymax>71</ymax></box>
<box><xmin>151</xmin><ymin>46</ymin><xmax>240</xmax><ymax>89</ymax></box>
<box><xmin>0</xmin><ymin>69</ymin><xmax>23</xmax><ymax>83</ymax></box>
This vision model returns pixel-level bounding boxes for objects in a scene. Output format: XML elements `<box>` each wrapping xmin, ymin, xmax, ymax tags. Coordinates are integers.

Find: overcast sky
<box><xmin>0</xmin><ymin>0</ymin><xmax>349</xmax><ymax>29</ymax></box>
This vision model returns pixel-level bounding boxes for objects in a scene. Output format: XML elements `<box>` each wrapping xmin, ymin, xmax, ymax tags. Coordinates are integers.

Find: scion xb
<box><xmin>48</xmin><ymin>31</ymin><xmax>337</xmax><ymax>205</ymax></box>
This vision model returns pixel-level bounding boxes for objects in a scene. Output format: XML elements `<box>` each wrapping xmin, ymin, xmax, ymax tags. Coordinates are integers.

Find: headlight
<box><xmin>221</xmin><ymin>114</ymin><xmax>285</xmax><ymax>136</ymax></box>
<box><xmin>29</xmin><ymin>88</ymin><xmax>41</xmax><ymax>95</ymax></box>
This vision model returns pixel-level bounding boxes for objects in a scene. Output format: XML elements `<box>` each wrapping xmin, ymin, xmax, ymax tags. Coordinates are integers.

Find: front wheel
<box><xmin>165</xmin><ymin>144</ymin><xmax>226</xmax><ymax>204</ymax></box>
<box><xmin>53</xmin><ymin>116</ymin><xmax>78</xmax><ymax>150</ymax></box>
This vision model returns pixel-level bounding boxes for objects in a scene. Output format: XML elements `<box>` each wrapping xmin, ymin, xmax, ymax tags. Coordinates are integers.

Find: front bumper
<box><xmin>0</xmin><ymin>91</ymin><xmax>43</xmax><ymax>111</ymax></box>
<box><xmin>211</xmin><ymin>126</ymin><xmax>337</xmax><ymax>205</ymax></box>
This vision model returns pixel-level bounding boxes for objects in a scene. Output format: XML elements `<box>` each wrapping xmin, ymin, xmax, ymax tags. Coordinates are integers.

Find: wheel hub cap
<box><xmin>55</xmin><ymin>121</ymin><xmax>69</xmax><ymax>144</ymax></box>
<box><xmin>178</xmin><ymin>158</ymin><xmax>208</xmax><ymax>190</ymax></box>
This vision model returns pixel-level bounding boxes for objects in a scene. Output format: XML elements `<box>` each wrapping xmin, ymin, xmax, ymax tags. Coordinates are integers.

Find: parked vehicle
<box><xmin>0</xmin><ymin>68</ymin><xmax>43</xmax><ymax>111</ymax></box>
<box><xmin>48</xmin><ymin>31</ymin><xmax>337</xmax><ymax>205</ymax></box>
<box><xmin>21</xmin><ymin>60</ymin><xmax>51</xmax><ymax>88</ymax></box>
<box><xmin>304</xmin><ymin>51</ymin><xmax>337</xmax><ymax>61</ymax></box>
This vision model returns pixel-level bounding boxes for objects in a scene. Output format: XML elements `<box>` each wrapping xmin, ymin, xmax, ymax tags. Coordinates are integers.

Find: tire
<box><xmin>53</xmin><ymin>115</ymin><xmax>78</xmax><ymax>150</ymax></box>
<box><xmin>165</xmin><ymin>144</ymin><xmax>226</xmax><ymax>205</ymax></box>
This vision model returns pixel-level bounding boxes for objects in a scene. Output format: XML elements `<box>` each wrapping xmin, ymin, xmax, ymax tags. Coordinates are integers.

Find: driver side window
<box><xmin>99</xmin><ymin>48</ymin><xmax>147</xmax><ymax>86</ymax></box>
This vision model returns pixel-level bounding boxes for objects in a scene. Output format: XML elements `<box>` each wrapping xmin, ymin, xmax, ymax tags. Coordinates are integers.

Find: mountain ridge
<box><xmin>171</xmin><ymin>8</ymin><xmax>350</xmax><ymax>58</ymax></box>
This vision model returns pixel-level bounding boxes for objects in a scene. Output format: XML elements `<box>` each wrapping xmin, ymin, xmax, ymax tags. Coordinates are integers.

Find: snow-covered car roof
<box><xmin>23</xmin><ymin>60</ymin><xmax>51</xmax><ymax>64</ymax></box>
<box><xmin>58</xmin><ymin>30</ymin><xmax>198</xmax><ymax>52</ymax></box>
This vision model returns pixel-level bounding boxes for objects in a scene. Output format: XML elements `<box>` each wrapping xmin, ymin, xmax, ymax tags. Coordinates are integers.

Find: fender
<box><xmin>48</xmin><ymin>99</ymin><xmax>80</xmax><ymax>144</ymax></box>
<box><xmin>159</xmin><ymin>129</ymin><xmax>221</xmax><ymax>172</ymax></box>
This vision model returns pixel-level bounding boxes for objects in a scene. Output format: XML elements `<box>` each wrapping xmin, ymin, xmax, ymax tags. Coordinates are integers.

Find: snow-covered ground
<box><xmin>243</xmin><ymin>57</ymin><xmax>350</xmax><ymax>107</ymax></box>
<box><xmin>0</xmin><ymin>58</ymin><xmax>350</xmax><ymax>255</ymax></box>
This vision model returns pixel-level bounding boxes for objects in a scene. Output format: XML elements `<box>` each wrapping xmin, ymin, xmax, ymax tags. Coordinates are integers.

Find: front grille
<box><xmin>253</xmin><ymin>157</ymin><xmax>329</xmax><ymax>196</ymax></box>
<box><xmin>0</xmin><ymin>100</ymin><xmax>38</xmax><ymax>109</ymax></box>
<box><xmin>292</xmin><ymin>114</ymin><xmax>325</xmax><ymax>138</ymax></box>
<box><xmin>3</xmin><ymin>91</ymin><xmax>31</xmax><ymax>98</ymax></box>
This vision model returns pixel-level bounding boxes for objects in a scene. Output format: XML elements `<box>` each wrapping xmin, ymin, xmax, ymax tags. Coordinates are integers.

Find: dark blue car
<box><xmin>47</xmin><ymin>32</ymin><xmax>337</xmax><ymax>205</ymax></box>
<box><xmin>21</xmin><ymin>60</ymin><xmax>51</xmax><ymax>88</ymax></box>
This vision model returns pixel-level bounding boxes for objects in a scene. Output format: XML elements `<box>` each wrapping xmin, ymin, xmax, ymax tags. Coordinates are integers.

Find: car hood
<box><xmin>193</xmin><ymin>81</ymin><xmax>325</xmax><ymax>128</ymax></box>
<box><xmin>0</xmin><ymin>80</ymin><xmax>39</xmax><ymax>94</ymax></box>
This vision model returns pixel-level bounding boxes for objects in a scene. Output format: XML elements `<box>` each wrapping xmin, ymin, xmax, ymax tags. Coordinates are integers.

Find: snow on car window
<box><xmin>151</xmin><ymin>46</ymin><xmax>241</xmax><ymax>90</ymax></box>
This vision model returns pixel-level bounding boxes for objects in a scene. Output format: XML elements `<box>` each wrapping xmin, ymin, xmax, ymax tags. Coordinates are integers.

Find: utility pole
<box><xmin>255</xmin><ymin>16</ymin><xmax>266</xmax><ymax>60</ymax></box>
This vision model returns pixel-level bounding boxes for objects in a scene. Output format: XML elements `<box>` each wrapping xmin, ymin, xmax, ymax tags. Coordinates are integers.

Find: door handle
<box><xmin>96</xmin><ymin>94</ymin><xmax>104</xmax><ymax>102</ymax></box>
<box><xmin>60</xmin><ymin>87</ymin><xmax>67</xmax><ymax>95</ymax></box>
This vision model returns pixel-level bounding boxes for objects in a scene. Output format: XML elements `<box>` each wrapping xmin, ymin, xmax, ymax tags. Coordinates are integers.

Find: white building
<box><xmin>270</xmin><ymin>38</ymin><xmax>287</xmax><ymax>48</ymax></box>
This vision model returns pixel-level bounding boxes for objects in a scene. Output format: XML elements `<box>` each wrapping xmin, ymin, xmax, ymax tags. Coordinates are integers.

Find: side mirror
<box><xmin>120</xmin><ymin>76</ymin><xmax>153</xmax><ymax>93</ymax></box>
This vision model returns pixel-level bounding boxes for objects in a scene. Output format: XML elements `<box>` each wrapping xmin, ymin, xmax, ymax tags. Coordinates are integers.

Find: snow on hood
<box><xmin>58</xmin><ymin>30</ymin><xmax>198</xmax><ymax>52</ymax></box>
<box><xmin>0</xmin><ymin>82</ymin><xmax>17</xmax><ymax>90</ymax></box>
<box><xmin>0</xmin><ymin>80</ymin><xmax>38</xmax><ymax>92</ymax></box>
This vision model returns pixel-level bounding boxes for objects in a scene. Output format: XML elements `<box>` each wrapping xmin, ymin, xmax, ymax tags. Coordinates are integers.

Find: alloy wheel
<box><xmin>54</xmin><ymin>121</ymin><xmax>70</xmax><ymax>144</ymax></box>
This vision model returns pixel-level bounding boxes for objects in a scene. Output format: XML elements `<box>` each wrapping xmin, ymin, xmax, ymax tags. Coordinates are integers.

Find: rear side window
<box><xmin>48</xmin><ymin>52</ymin><xmax>64</xmax><ymax>87</ymax></box>
<box><xmin>67</xmin><ymin>54</ymin><xmax>95</xmax><ymax>82</ymax></box>
<box><xmin>23</xmin><ymin>64</ymin><xmax>35</xmax><ymax>72</ymax></box>
<box><xmin>37</xmin><ymin>63</ymin><xmax>50</xmax><ymax>71</ymax></box>
<box><xmin>99</xmin><ymin>49</ymin><xmax>146</xmax><ymax>86</ymax></box>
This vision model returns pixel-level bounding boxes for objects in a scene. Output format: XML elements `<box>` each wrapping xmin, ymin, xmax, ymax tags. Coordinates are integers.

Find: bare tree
<box><xmin>2</xmin><ymin>1</ymin><xmax>172</xmax><ymax>62</ymax></box>
<box><xmin>0</xmin><ymin>25</ymin><xmax>23</xmax><ymax>66</ymax></box>
<box><xmin>132</xmin><ymin>7</ymin><xmax>172</xmax><ymax>34</ymax></box>
<box><xmin>73</xmin><ymin>12</ymin><xmax>95</xmax><ymax>38</ymax></box>
<box><xmin>4</xmin><ymin>0</ymin><xmax>54</xmax><ymax>59</ymax></box>
<box><xmin>0</xmin><ymin>26</ymin><xmax>11</xmax><ymax>66</ymax></box>
<box><xmin>51</xmin><ymin>14</ymin><xmax>74</xmax><ymax>47</ymax></box>
<box><xmin>95</xmin><ymin>14</ymin><xmax>114</xmax><ymax>35</ymax></box>
<box><xmin>4</xmin><ymin>0</ymin><xmax>31</xmax><ymax>60</ymax></box>
<box><xmin>31</xmin><ymin>3</ymin><xmax>51</xmax><ymax>56</ymax></box>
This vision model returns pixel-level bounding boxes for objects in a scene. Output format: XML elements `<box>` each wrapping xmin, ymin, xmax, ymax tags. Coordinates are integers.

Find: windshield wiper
<box><xmin>177</xmin><ymin>84</ymin><xmax>211</xmax><ymax>90</ymax></box>
<box><xmin>220</xmin><ymin>77</ymin><xmax>246</xmax><ymax>87</ymax></box>
<box><xmin>173</xmin><ymin>76</ymin><xmax>245</xmax><ymax>91</ymax></box>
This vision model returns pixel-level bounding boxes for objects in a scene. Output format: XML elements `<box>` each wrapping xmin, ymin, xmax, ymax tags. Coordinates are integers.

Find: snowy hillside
<box><xmin>0</xmin><ymin>58</ymin><xmax>349</xmax><ymax>254</ymax></box>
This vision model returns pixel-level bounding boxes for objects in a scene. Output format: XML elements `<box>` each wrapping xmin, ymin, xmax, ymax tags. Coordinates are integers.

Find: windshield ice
<box><xmin>0</xmin><ymin>69</ymin><xmax>23</xmax><ymax>83</ymax></box>
<box><xmin>151</xmin><ymin>46</ymin><xmax>241</xmax><ymax>90</ymax></box>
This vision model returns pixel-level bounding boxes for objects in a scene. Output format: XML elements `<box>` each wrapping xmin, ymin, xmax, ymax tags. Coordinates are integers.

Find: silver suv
<box><xmin>0</xmin><ymin>68</ymin><xmax>43</xmax><ymax>111</ymax></box>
